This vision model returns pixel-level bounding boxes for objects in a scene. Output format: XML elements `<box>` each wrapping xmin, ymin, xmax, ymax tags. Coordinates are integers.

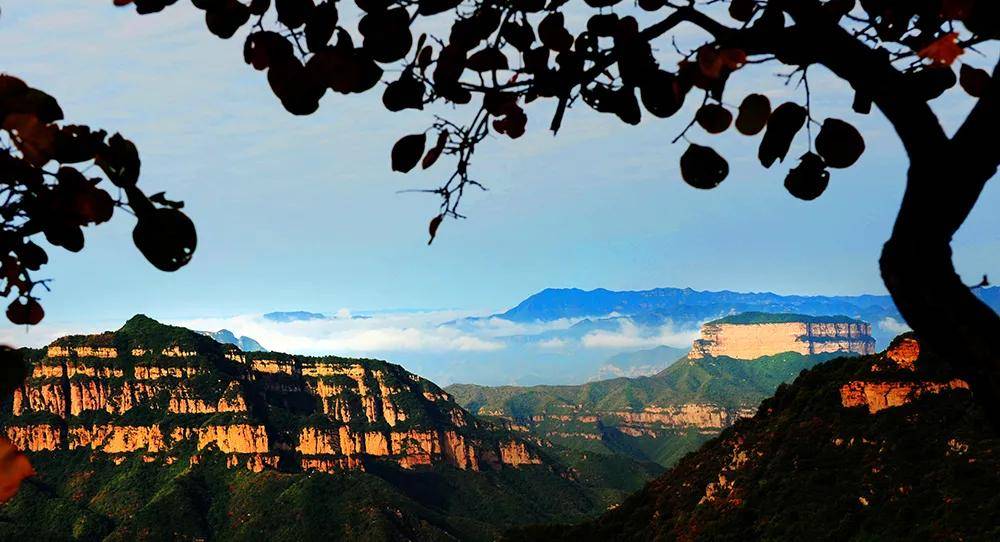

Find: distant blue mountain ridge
<box><xmin>197</xmin><ymin>329</ymin><xmax>266</xmax><ymax>352</ymax></box>
<box><xmin>494</xmin><ymin>286</ymin><xmax>1000</xmax><ymax>347</ymax></box>
<box><xmin>262</xmin><ymin>311</ymin><xmax>327</xmax><ymax>323</ymax></box>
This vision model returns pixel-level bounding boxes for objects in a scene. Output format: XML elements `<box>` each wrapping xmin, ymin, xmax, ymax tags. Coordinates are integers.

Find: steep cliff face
<box><xmin>1</xmin><ymin>315</ymin><xmax>542</xmax><ymax>475</ymax></box>
<box><xmin>688</xmin><ymin>312</ymin><xmax>876</xmax><ymax>360</ymax></box>
<box><xmin>838</xmin><ymin>336</ymin><xmax>969</xmax><ymax>414</ymax></box>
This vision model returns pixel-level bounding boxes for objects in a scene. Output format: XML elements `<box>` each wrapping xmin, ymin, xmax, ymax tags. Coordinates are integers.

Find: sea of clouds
<box><xmin>171</xmin><ymin>310</ymin><xmax>699</xmax><ymax>356</ymax></box>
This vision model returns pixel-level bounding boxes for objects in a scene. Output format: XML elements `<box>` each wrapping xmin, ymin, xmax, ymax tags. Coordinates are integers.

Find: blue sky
<box><xmin>0</xmin><ymin>2</ymin><xmax>997</xmax><ymax>351</ymax></box>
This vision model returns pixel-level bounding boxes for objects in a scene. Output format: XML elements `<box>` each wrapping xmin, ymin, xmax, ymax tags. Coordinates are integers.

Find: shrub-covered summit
<box><xmin>508</xmin><ymin>335</ymin><xmax>999</xmax><ymax>541</ymax></box>
<box><xmin>708</xmin><ymin>311</ymin><xmax>866</xmax><ymax>325</ymax></box>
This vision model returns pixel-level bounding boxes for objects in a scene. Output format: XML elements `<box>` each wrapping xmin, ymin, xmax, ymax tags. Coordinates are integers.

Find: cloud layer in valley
<box><xmin>581</xmin><ymin>320</ymin><xmax>701</xmax><ymax>350</ymax></box>
<box><xmin>173</xmin><ymin>311</ymin><xmax>508</xmax><ymax>355</ymax></box>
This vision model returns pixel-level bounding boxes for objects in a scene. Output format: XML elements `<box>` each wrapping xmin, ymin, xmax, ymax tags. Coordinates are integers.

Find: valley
<box><xmin>448</xmin><ymin>313</ymin><xmax>871</xmax><ymax>466</ymax></box>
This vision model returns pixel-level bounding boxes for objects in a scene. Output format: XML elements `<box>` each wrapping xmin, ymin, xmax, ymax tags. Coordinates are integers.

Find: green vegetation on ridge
<box><xmin>707</xmin><ymin>312</ymin><xmax>866</xmax><ymax>325</ymax></box>
<box><xmin>448</xmin><ymin>351</ymin><xmax>844</xmax><ymax>418</ymax></box>
<box><xmin>447</xmin><ymin>351</ymin><xmax>845</xmax><ymax>469</ymax></box>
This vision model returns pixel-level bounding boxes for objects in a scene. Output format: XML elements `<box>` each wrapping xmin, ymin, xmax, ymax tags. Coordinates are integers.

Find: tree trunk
<box><xmin>880</xmin><ymin>160</ymin><xmax>1000</xmax><ymax>420</ymax></box>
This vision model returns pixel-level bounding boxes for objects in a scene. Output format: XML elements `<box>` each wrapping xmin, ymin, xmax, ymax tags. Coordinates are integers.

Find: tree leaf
<box><xmin>815</xmin><ymin>118</ymin><xmax>865</xmax><ymax>169</ymax></box>
<box><xmin>695</xmin><ymin>104</ymin><xmax>732</xmax><ymax>134</ymax></box>
<box><xmin>639</xmin><ymin>70</ymin><xmax>685</xmax><ymax>119</ymax></box>
<box><xmin>784</xmin><ymin>152</ymin><xmax>830</xmax><ymax>200</ymax></box>
<box><xmin>132</xmin><ymin>208</ymin><xmax>197</xmax><ymax>272</ymax></box>
<box><xmin>6</xmin><ymin>298</ymin><xmax>44</xmax><ymax>326</ymax></box>
<box><xmin>538</xmin><ymin>12</ymin><xmax>573</xmax><ymax>52</ymax></box>
<box><xmin>275</xmin><ymin>0</ymin><xmax>314</xmax><ymax>28</ymax></box>
<box><xmin>382</xmin><ymin>72</ymin><xmax>425</xmax><ymax>112</ymax></box>
<box><xmin>427</xmin><ymin>214</ymin><xmax>443</xmax><ymax>245</ymax></box>
<box><xmin>680</xmin><ymin>144</ymin><xmax>729</xmax><ymax>189</ymax></box>
<box><xmin>304</xmin><ymin>1</ymin><xmax>338</xmax><ymax>51</ymax></box>
<box><xmin>204</xmin><ymin>0</ymin><xmax>250</xmax><ymax>39</ymax></box>
<box><xmin>959</xmin><ymin>64</ymin><xmax>991</xmax><ymax>97</ymax></box>
<box><xmin>735</xmin><ymin>94</ymin><xmax>771</xmax><ymax>135</ymax></box>
<box><xmin>918</xmin><ymin>32</ymin><xmax>963</xmax><ymax>66</ymax></box>
<box><xmin>391</xmin><ymin>133</ymin><xmax>426</xmax><ymax>173</ymax></box>
<box><xmin>422</xmin><ymin>130</ymin><xmax>448</xmax><ymax>169</ymax></box>
<box><xmin>758</xmin><ymin>102</ymin><xmax>806</xmax><ymax>168</ymax></box>
<box><xmin>96</xmin><ymin>133</ymin><xmax>141</xmax><ymax>187</ymax></box>
<box><xmin>467</xmin><ymin>47</ymin><xmax>509</xmax><ymax>72</ymax></box>
<box><xmin>729</xmin><ymin>0</ymin><xmax>756</xmax><ymax>21</ymax></box>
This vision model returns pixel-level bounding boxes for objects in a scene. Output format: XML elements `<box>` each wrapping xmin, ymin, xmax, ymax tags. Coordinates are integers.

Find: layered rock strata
<box><xmin>689</xmin><ymin>313</ymin><xmax>876</xmax><ymax>360</ymax></box>
<box><xmin>839</xmin><ymin>336</ymin><xmax>970</xmax><ymax>414</ymax></box>
<box><xmin>2</xmin><ymin>315</ymin><xmax>541</xmax><ymax>475</ymax></box>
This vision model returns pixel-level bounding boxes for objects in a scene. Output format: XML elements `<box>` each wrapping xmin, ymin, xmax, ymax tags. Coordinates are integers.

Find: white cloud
<box><xmin>879</xmin><ymin>317</ymin><xmax>911</xmax><ymax>335</ymax></box>
<box><xmin>537</xmin><ymin>338</ymin><xmax>568</xmax><ymax>349</ymax></box>
<box><xmin>581</xmin><ymin>319</ymin><xmax>700</xmax><ymax>349</ymax></box>
<box><xmin>172</xmin><ymin>310</ymin><xmax>505</xmax><ymax>355</ymax></box>
<box><xmin>459</xmin><ymin>316</ymin><xmax>585</xmax><ymax>338</ymax></box>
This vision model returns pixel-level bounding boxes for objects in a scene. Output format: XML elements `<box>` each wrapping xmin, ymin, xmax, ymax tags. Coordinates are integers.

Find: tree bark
<box><xmin>881</xmin><ymin>159</ymin><xmax>1000</xmax><ymax>420</ymax></box>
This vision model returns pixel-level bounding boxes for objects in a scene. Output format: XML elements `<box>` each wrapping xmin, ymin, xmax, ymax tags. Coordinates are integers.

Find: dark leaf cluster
<box><xmin>0</xmin><ymin>75</ymin><xmax>196</xmax><ymax>325</ymax></box>
<box><xmin>113</xmin><ymin>0</ymin><xmax>998</xmax><ymax>242</ymax></box>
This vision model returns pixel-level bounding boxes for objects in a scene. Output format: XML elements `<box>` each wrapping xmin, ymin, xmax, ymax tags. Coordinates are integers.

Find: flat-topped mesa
<box><xmin>688</xmin><ymin>312</ymin><xmax>876</xmax><ymax>360</ymax></box>
<box><xmin>2</xmin><ymin>315</ymin><xmax>544</xmax><ymax>476</ymax></box>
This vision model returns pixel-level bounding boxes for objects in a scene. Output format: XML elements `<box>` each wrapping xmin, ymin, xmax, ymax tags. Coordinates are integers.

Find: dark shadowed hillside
<box><xmin>507</xmin><ymin>336</ymin><xmax>1000</xmax><ymax>541</ymax></box>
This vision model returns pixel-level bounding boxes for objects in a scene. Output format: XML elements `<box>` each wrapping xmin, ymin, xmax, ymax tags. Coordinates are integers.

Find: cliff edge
<box><xmin>689</xmin><ymin>312</ymin><xmax>877</xmax><ymax>360</ymax></box>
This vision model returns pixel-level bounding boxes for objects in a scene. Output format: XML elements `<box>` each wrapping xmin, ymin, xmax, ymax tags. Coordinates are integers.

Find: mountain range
<box><xmin>283</xmin><ymin>285</ymin><xmax>997</xmax><ymax>387</ymax></box>
<box><xmin>262</xmin><ymin>311</ymin><xmax>328</xmax><ymax>323</ymax></box>
<box><xmin>0</xmin><ymin>316</ymin><xmax>657</xmax><ymax>540</ymax></box>
<box><xmin>3</xmin><ymin>312</ymin><xmax>992</xmax><ymax>540</ymax></box>
<box><xmin>492</xmin><ymin>286</ymin><xmax>1000</xmax><ymax>348</ymax></box>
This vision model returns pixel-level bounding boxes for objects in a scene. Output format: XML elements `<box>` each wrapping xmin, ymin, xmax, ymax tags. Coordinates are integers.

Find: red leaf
<box><xmin>0</xmin><ymin>436</ymin><xmax>34</xmax><ymax>503</ymax></box>
<box><xmin>918</xmin><ymin>33</ymin><xmax>963</xmax><ymax>67</ymax></box>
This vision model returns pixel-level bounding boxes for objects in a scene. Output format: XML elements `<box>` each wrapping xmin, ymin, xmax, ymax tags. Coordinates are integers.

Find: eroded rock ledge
<box><xmin>839</xmin><ymin>336</ymin><xmax>969</xmax><ymax>414</ymax></box>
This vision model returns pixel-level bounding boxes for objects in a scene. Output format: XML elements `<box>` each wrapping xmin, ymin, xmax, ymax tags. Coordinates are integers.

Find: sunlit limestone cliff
<box><xmin>4</xmin><ymin>315</ymin><xmax>542</xmax><ymax>472</ymax></box>
<box><xmin>689</xmin><ymin>312</ymin><xmax>876</xmax><ymax>360</ymax></box>
<box><xmin>448</xmin><ymin>312</ymin><xmax>872</xmax><ymax>468</ymax></box>
<box><xmin>0</xmin><ymin>316</ymin><xmax>642</xmax><ymax>541</ymax></box>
